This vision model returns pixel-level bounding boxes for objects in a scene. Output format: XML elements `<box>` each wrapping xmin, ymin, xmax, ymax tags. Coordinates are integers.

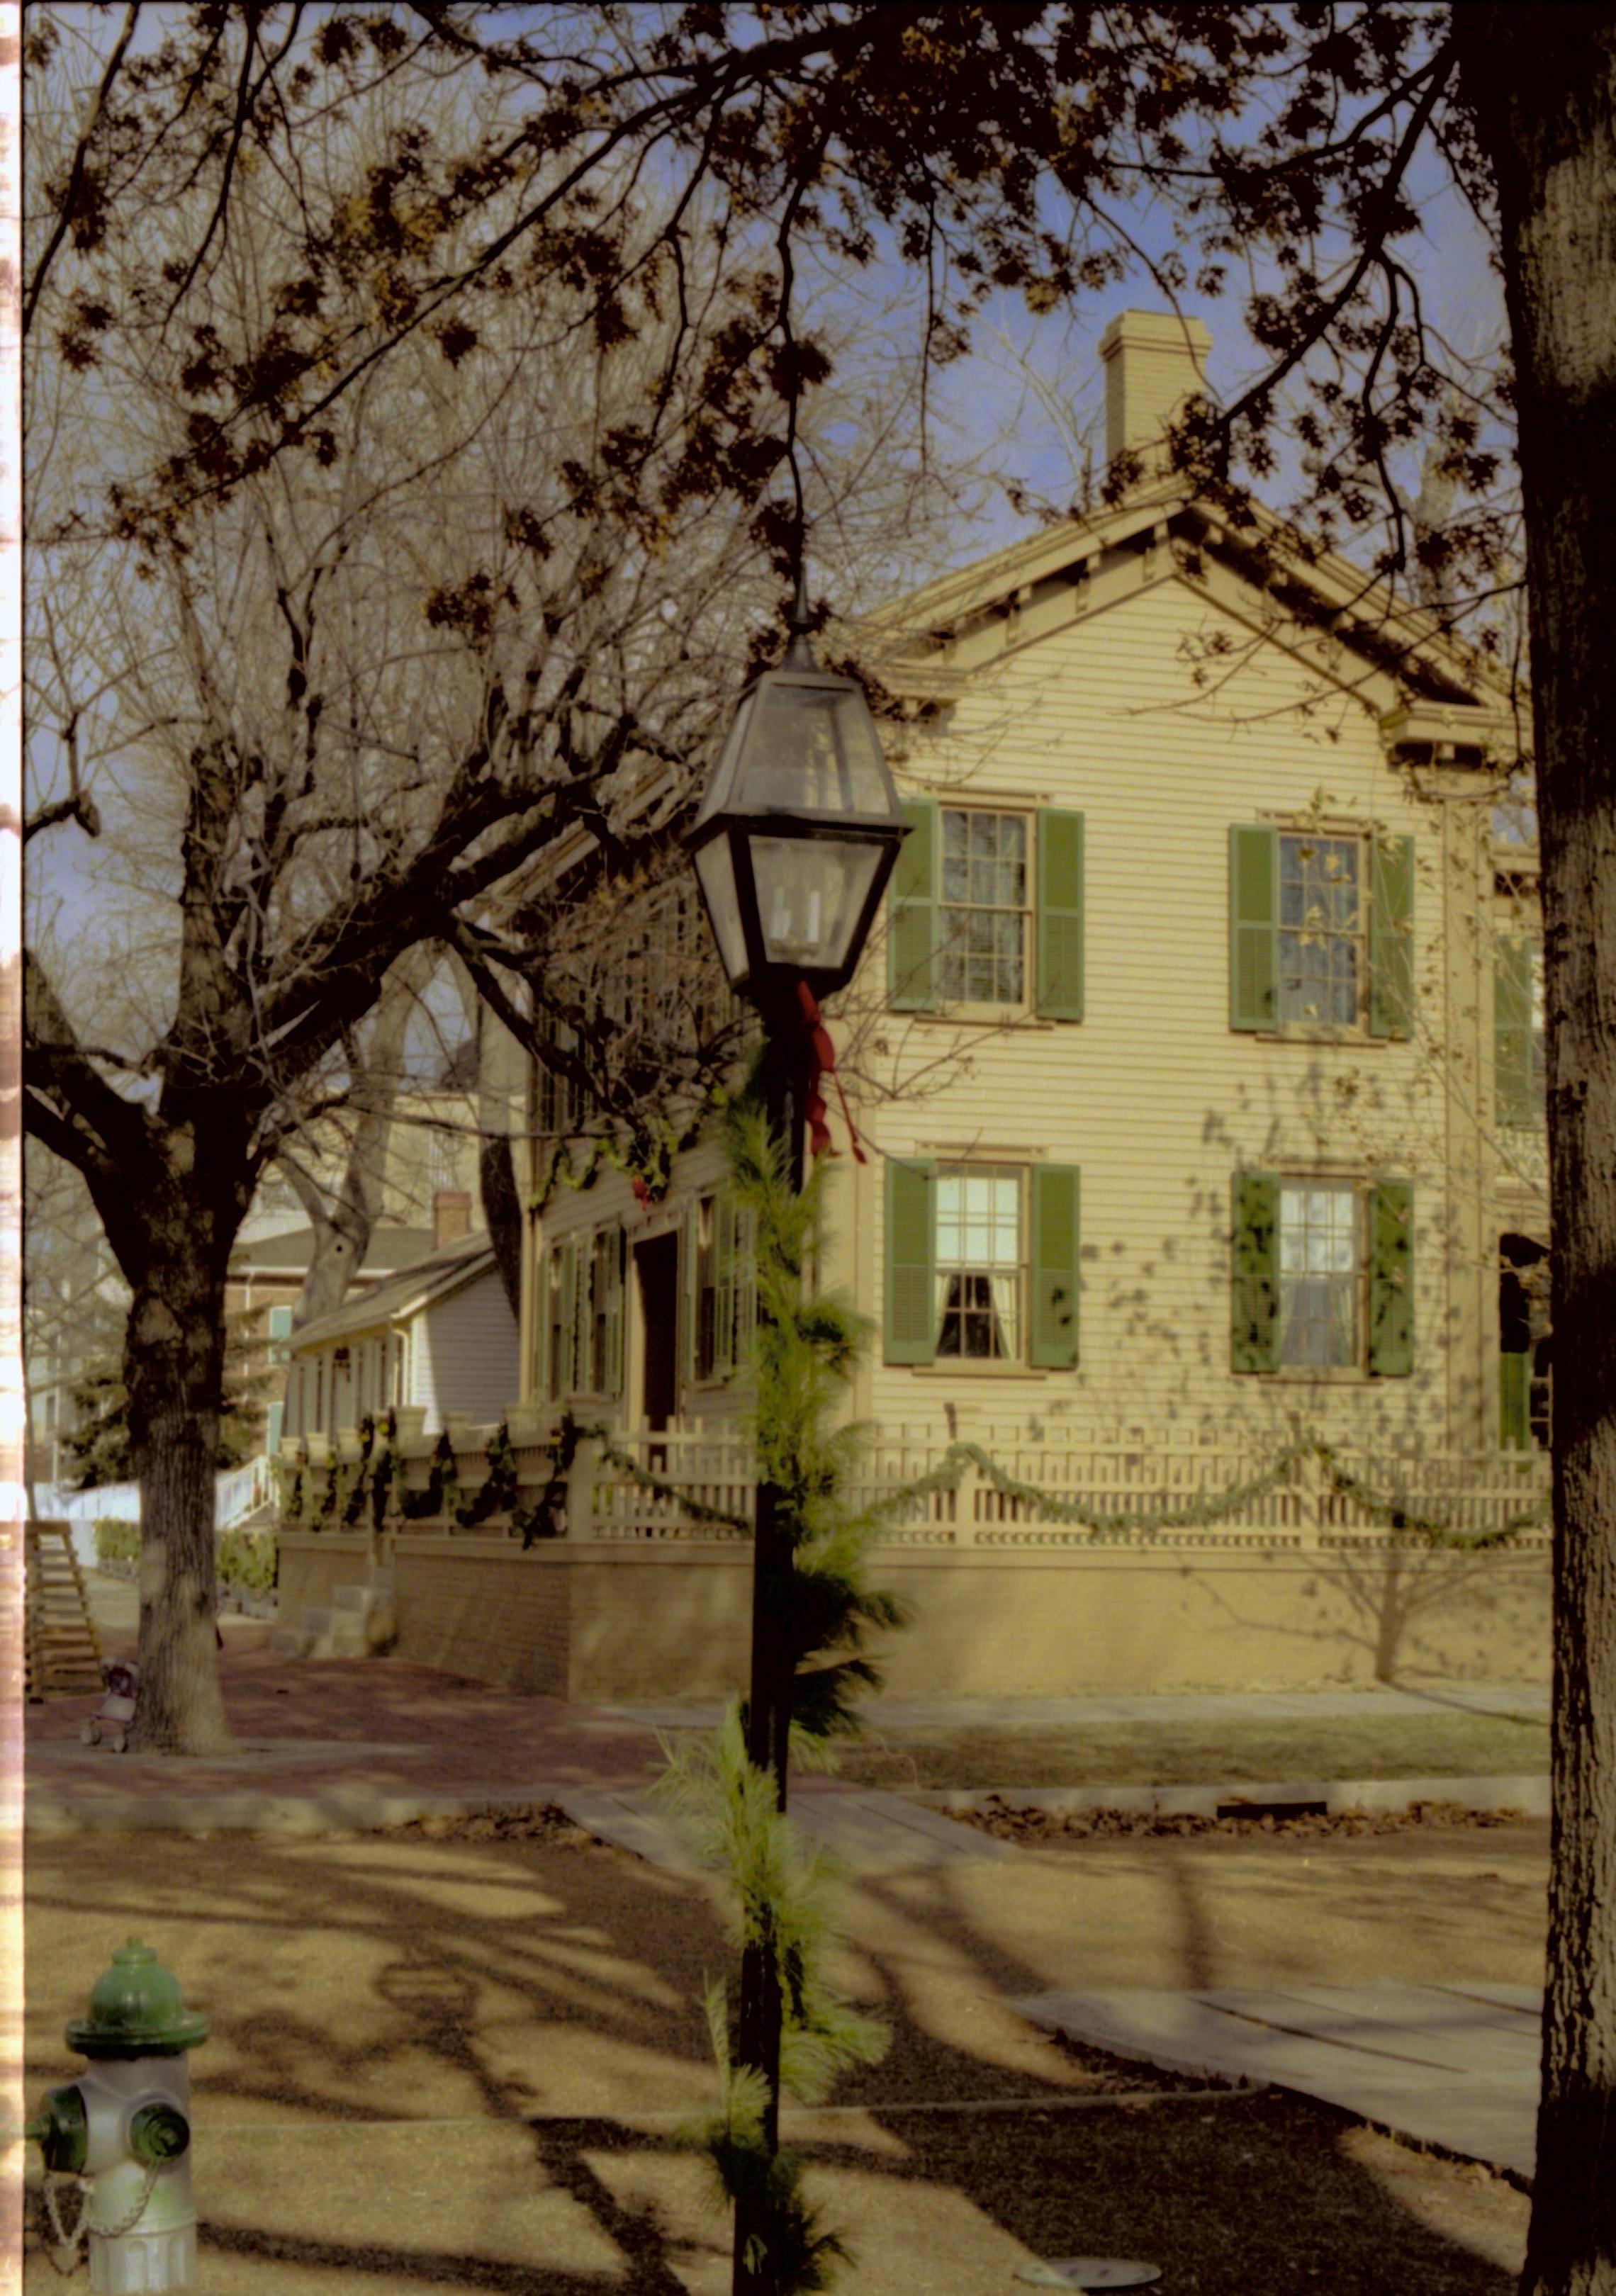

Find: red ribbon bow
<box><xmin>796</xmin><ymin>981</ymin><xmax>866</xmax><ymax>1163</ymax></box>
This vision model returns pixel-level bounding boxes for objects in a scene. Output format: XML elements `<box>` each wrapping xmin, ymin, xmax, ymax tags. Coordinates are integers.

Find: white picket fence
<box><xmin>280</xmin><ymin>1419</ymin><xmax>1552</xmax><ymax>1551</ymax></box>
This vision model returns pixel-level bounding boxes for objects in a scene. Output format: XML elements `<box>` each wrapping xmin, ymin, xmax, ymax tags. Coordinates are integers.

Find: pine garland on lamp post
<box><xmin>687</xmin><ymin>573</ymin><xmax>909</xmax><ymax>2296</ymax></box>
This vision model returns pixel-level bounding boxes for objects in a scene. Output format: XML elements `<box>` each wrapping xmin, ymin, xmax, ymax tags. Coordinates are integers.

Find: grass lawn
<box><xmin>834</xmin><ymin>1706</ymin><xmax>1549</xmax><ymax>1791</ymax></box>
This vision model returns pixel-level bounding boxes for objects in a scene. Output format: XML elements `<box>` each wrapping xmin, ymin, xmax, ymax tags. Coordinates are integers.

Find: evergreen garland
<box><xmin>454</xmin><ymin>1417</ymin><xmax>521</xmax><ymax>1527</ymax></box>
<box><xmin>369</xmin><ymin>1410</ymin><xmax>398</xmax><ymax>1530</ymax></box>
<box><xmin>342</xmin><ymin>1417</ymin><xmax>376</xmax><ymax>1526</ymax></box>
<box><xmin>652</xmin><ymin>1076</ymin><xmax>901</xmax><ymax>2292</ymax></box>
<box><xmin>398</xmin><ymin>1429</ymin><xmax>460</xmax><ymax>1521</ymax></box>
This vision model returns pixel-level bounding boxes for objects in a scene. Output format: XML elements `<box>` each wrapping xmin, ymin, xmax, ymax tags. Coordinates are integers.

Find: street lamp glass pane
<box><xmin>692</xmin><ymin>835</ymin><xmax>749</xmax><ymax>983</ymax></box>
<box><xmin>692</xmin><ymin>693</ymin><xmax>756</xmax><ymax>830</ymax></box>
<box><xmin>749</xmin><ymin>835</ymin><xmax>882</xmax><ymax>971</ymax></box>
<box><xmin>741</xmin><ymin>685</ymin><xmax>889</xmax><ymax>816</ymax></box>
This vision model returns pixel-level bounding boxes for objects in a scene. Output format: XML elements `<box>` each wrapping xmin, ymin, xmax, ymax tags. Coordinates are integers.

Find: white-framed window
<box><xmin>1277</xmin><ymin>833</ymin><xmax>1363</xmax><ymax>1028</ymax></box>
<box><xmin>1230</xmin><ymin>823</ymin><xmax>1413</xmax><ymax>1039</ymax></box>
<box><xmin>1276</xmin><ymin>1182</ymin><xmax>1362</xmax><ymax>1368</ymax></box>
<box><xmin>885</xmin><ymin>1158</ymin><xmax>1081</xmax><ymax>1370</ymax></box>
<box><xmin>934</xmin><ymin>1165</ymin><xmax>1023</xmax><ymax>1361</ymax></box>
<box><xmin>889</xmin><ymin>801</ymin><xmax>1084</xmax><ymax>1021</ymax></box>
<box><xmin>1231</xmin><ymin>1171</ymin><xmax>1413</xmax><ymax>1379</ymax></box>
<box><xmin>938</xmin><ymin>809</ymin><xmax>1031</xmax><ymax>1006</ymax></box>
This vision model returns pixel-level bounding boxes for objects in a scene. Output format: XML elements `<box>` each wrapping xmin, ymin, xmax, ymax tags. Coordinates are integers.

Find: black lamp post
<box><xmin>688</xmin><ymin>594</ymin><xmax>908</xmax><ymax>2296</ymax></box>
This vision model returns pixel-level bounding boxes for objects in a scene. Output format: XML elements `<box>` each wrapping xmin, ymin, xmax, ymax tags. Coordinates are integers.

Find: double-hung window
<box><xmin>1230</xmin><ymin>824</ymin><xmax>1413</xmax><ymax>1037</ymax></box>
<box><xmin>935</xmin><ymin>1166</ymin><xmax>1023</xmax><ymax>1360</ymax></box>
<box><xmin>889</xmin><ymin>800</ymin><xmax>1084</xmax><ymax>1020</ymax></box>
<box><xmin>884</xmin><ymin>1159</ymin><xmax>1080</xmax><ymax>1368</ymax></box>
<box><xmin>1231</xmin><ymin>1173</ymin><xmax>1413</xmax><ymax>1376</ymax></box>
<box><xmin>542</xmin><ymin>1223</ymin><xmax>624</xmax><ymax>1400</ymax></box>
<box><xmin>938</xmin><ymin>813</ymin><xmax>1031</xmax><ymax>1005</ymax></box>
<box><xmin>685</xmin><ymin>1190</ymin><xmax>756</xmax><ymax>1385</ymax></box>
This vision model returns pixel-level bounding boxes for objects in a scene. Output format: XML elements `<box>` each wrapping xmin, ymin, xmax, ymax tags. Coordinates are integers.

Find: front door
<box><xmin>635</xmin><ymin>1232</ymin><xmax>680</xmax><ymax>1434</ymax></box>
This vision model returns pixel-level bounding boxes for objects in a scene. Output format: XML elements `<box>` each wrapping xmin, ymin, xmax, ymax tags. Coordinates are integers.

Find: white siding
<box><xmin>414</xmin><ymin>1269</ymin><xmax>520</xmax><ymax>1432</ymax></box>
<box><xmin>854</xmin><ymin>571</ymin><xmax>1459</xmax><ymax>1449</ymax></box>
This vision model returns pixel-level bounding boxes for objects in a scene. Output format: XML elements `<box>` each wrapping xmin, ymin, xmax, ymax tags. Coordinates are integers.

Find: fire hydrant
<box><xmin>28</xmin><ymin>1939</ymin><xmax>208</xmax><ymax>2290</ymax></box>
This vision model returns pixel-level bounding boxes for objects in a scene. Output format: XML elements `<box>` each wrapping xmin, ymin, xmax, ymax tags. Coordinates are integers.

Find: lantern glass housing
<box><xmin>688</xmin><ymin>638</ymin><xmax>909</xmax><ymax>1003</ymax></box>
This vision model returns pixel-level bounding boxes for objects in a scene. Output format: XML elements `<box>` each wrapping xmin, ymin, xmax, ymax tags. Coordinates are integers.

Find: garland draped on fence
<box><xmin>535</xmin><ymin>1428</ymin><xmax>1550</xmax><ymax>1552</ymax></box>
<box><xmin>282</xmin><ymin>1417</ymin><xmax>1549</xmax><ymax>1552</ymax></box>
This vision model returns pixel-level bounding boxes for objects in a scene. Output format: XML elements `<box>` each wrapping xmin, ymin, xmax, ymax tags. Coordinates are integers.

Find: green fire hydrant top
<box><xmin>66</xmin><ymin>1940</ymin><xmax>209</xmax><ymax>2059</ymax></box>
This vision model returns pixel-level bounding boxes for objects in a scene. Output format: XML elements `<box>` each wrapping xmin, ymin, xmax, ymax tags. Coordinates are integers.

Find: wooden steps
<box><xmin>25</xmin><ymin>1521</ymin><xmax>105</xmax><ymax>1699</ymax></box>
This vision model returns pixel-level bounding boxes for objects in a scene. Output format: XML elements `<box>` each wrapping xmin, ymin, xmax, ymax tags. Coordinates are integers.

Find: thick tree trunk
<box><xmin>124</xmin><ymin>1242</ymin><xmax>234</xmax><ymax>1755</ymax></box>
<box><xmin>1460</xmin><ymin>14</ymin><xmax>1616</xmax><ymax>2292</ymax></box>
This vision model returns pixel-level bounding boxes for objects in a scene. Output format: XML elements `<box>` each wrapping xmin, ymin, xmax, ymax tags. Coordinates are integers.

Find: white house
<box><xmin>283</xmin><ymin>1226</ymin><xmax>520</xmax><ymax>1441</ymax></box>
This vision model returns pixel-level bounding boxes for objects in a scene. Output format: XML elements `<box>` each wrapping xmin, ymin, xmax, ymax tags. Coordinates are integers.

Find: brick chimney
<box><xmin>1099</xmin><ymin>309</ymin><xmax>1213</xmax><ymax>479</ymax></box>
<box><xmin>432</xmin><ymin>1189</ymin><xmax>472</xmax><ymax>1251</ymax></box>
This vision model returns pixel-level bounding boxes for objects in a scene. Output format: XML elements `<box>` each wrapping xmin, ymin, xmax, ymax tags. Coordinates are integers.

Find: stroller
<box><xmin>80</xmin><ymin>1660</ymin><xmax>138</xmax><ymax>1753</ymax></box>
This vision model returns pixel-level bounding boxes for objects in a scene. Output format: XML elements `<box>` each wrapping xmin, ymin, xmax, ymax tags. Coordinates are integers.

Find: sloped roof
<box><xmin>288</xmin><ymin>1228</ymin><xmax>498</xmax><ymax>1351</ymax></box>
<box><xmin>232</xmin><ymin>1224</ymin><xmax>435</xmax><ymax>1278</ymax></box>
<box><xmin>863</xmin><ymin>476</ymin><xmax>1520</xmax><ymax>745</ymax></box>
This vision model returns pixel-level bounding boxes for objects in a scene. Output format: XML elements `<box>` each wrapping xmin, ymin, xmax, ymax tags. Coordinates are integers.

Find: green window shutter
<box><xmin>1368</xmin><ymin>1179</ymin><xmax>1415</xmax><ymax>1377</ymax></box>
<box><xmin>559</xmin><ymin>1239</ymin><xmax>578</xmax><ymax>1395</ymax></box>
<box><xmin>1499</xmin><ymin>1349</ymin><xmax>1531</xmax><ymax>1449</ymax></box>
<box><xmin>1369</xmin><ymin>835</ymin><xmax>1415</xmax><ymax>1039</ymax></box>
<box><xmin>1494</xmin><ymin>935</ymin><xmax>1537</xmax><ymax>1124</ymax></box>
<box><xmin>604</xmin><ymin>1227</ymin><xmax>625</xmax><ymax>1398</ymax></box>
<box><xmin>1230</xmin><ymin>1171</ymin><xmax>1281</xmax><ymax>1372</ymax></box>
<box><xmin>1036</xmin><ymin>811</ymin><xmax>1084</xmax><ymax>1021</ymax></box>
<box><xmin>268</xmin><ymin>1305</ymin><xmax>293</xmax><ymax>1342</ymax></box>
<box><xmin>736</xmin><ymin>1205</ymin><xmax>758</xmax><ymax>1366</ymax></box>
<box><xmin>1229</xmin><ymin>826</ymin><xmax>1277</xmax><ymax>1030</ymax></box>
<box><xmin>888</xmin><ymin>798</ymin><xmax>938</xmax><ymax>1011</ymax></box>
<box><xmin>681</xmin><ymin>1201</ymin><xmax>699</xmax><ymax>1385</ymax></box>
<box><xmin>1030</xmin><ymin>1164</ymin><xmax>1081</xmax><ymax>1368</ymax></box>
<box><xmin>884</xmin><ymin>1158</ymin><xmax>936</xmax><ymax>1364</ymax></box>
<box><xmin>713</xmin><ymin>1192</ymin><xmax>736</xmax><ymax>1381</ymax></box>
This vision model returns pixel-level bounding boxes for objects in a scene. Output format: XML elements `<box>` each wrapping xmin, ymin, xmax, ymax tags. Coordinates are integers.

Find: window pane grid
<box><xmin>935</xmin><ymin>1167</ymin><xmax>1021</xmax><ymax>1361</ymax></box>
<box><xmin>1279</xmin><ymin>1183</ymin><xmax>1360</xmax><ymax>1368</ymax></box>
<box><xmin>939</xmin><ymin>809</ymin><xmax>1028</xmax><ymax>1004</ymax></box>
<box><xmin>1278</xmin><ymin>834</ymin><xmax>1361</xmax><ymax>1025</ymax></box>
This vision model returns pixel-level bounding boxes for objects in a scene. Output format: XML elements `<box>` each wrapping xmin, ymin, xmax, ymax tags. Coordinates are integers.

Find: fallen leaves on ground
<box><xmin>958</xmin><ymin>1799</ymin><xmax>1528</xmax><ymax>1843</ymax></box>
<box><xmin>380</xmin><ymin>1802</ymin><xmax>597</xmax><ymax>1844</ymax></box>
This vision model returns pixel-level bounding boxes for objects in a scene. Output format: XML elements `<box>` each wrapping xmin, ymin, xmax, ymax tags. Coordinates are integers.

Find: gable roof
<box><xmin>288</xmin><ymin>1229</ymin><xmax>500</xmax><ymax>1352</ymax></box>
<box><xmin>863</xmin><ymin>478</ymin><xmax>1522</xmax><ymax>760</ymax></box>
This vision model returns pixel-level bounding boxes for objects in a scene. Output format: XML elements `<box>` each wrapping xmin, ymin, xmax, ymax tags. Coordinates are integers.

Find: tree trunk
<box><xmin>289</xmin><ymin>947</ymin><xmax>439</xmax><ymax>1327</ymax></box>
<box><xmin>124</xmin><ymin>1241</ymin><xmax>234</xmax><ymax>1755</ymax></box>
<box><xmin>1460</xmin><ymin>15</ymin><xmax>1616</xmax><ymax>2292</ymax></box>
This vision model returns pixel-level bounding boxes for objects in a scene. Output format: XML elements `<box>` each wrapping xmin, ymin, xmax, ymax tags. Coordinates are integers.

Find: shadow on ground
<box><xmin>23</xmin><ymin>1817</ymin><xmax>1539</xmax><ymax>2292</ymax></box>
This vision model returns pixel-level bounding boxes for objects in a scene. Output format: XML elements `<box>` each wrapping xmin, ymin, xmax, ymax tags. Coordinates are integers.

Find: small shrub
<box><xmin>218</xmin><ymin>1526</ymin><xmax>277</xmax><ymax>1596</ymax></box>
<box><xmin>94</xmin><ymin>1519</ymin><xmax>140</xmax><ymax>1569</ymax></box>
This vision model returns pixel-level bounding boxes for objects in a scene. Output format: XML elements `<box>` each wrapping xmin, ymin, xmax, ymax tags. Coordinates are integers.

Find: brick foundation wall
<box><xmin>277</xmin><ymin>1534</ymin><xmax>374</xmax><ymax>1616</ymax></box>
<box><xmin>336</xmin><ymin>1534</ymin><xmax>1549</xmax><ymax>1702</ymax></box>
